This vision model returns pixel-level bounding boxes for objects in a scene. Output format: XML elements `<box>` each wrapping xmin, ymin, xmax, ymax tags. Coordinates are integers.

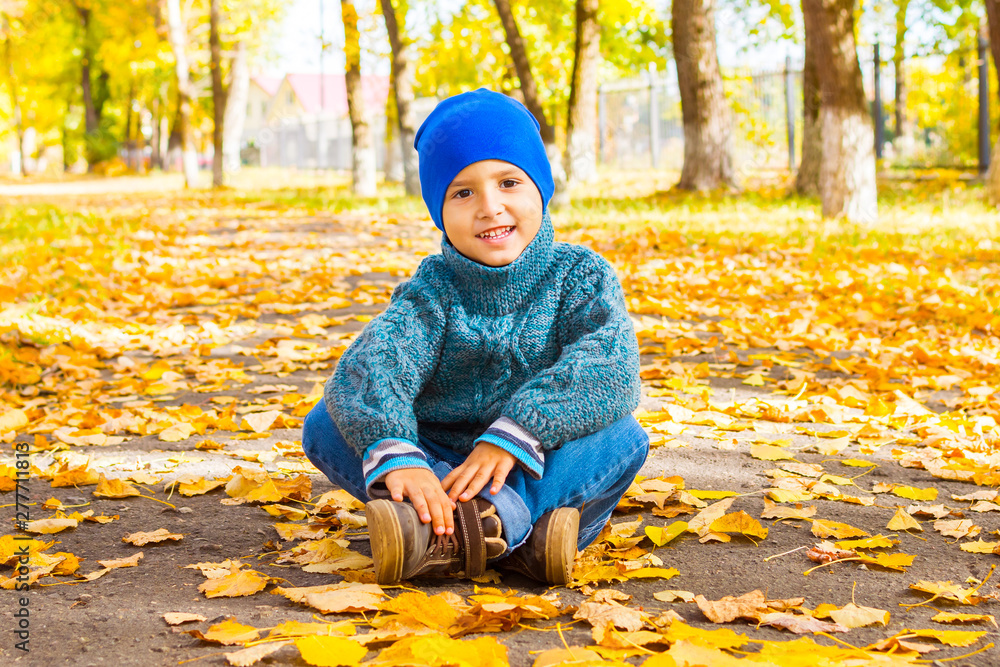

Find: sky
<box><xmin>261</xmin><ymin>0</ymin><xmax>903</xmax><ymax>80</ymax></box>
<box><xmin>261</xmin><ymin>0</ymin><xmax>948</xmax><ymax>77</ymax></box>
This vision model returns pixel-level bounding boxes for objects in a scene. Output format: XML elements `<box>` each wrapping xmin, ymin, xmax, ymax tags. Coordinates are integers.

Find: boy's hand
<box><xmin>442</xmin><ymin>443</ymin><xmax>516</xmax><ymax>503</ymax></box>
<box><xmin>383</xmin><ymin>468</ymin><xmax>456</xmax><ymax>536</ymax></box>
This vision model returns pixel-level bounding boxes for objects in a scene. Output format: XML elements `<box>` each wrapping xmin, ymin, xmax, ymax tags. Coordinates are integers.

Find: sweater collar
<box><xmin>441</xmin><ymin>211</ymin><xmax>555</xmax><ymax>315</ymax></box>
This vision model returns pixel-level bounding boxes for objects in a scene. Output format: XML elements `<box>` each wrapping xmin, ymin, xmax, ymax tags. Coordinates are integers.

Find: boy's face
<box><xmin>441</xmin><ymin>160</ymin><xmax>543</xmax><ymax>267</ymax></box>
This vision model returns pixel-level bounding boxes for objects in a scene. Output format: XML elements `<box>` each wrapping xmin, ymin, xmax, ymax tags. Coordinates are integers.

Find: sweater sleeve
<box><xmin>500</xmin><ymin>252</ymin><xmax>640</xmax><ymax>450</ymax></box>
<box><xmin>323</xmin><ymin>264</ymin><xmax>447</xmax><ymax>490</ymax></box>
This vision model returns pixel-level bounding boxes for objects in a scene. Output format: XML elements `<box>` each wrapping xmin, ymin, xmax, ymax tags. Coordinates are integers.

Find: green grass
<box><xmin>0</xmin><ymin>204</ymin><xmax>137</xmax><ymax>268</ymax></box>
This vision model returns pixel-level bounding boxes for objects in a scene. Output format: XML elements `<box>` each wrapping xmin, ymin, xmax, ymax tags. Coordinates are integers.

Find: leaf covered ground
<box><xmin>1</xmin><ymin>170</ymin><xmax>999</xmax><ymax>666</ymax></box>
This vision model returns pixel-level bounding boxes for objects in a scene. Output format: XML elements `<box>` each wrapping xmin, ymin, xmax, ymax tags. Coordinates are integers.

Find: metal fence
<box><xmin>599</xmin><ymin>43</ymin><xmax>995</xmax><ymax>173</ymax></box>
<box><xmin>241</xmin><ymin>98</ymin><xmax>438</xmax><ymax>172</ymax></box>
<box><xmin>598</xmin><ymin>62</ymin><xmax>802</xmax><ymax>173</ymax></box>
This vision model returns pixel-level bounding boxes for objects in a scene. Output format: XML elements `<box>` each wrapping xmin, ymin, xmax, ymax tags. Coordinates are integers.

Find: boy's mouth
<box><xmin>476</xmin><ymin>225</ymin><xmax>515</xmax><ymax>241</ymax></box>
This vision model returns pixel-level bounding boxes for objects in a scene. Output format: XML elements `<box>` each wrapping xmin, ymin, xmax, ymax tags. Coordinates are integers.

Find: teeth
<box><xmin>479</xmin><ymin>226</ymin><xmax>514</xmax><ymax>239</ymax></box>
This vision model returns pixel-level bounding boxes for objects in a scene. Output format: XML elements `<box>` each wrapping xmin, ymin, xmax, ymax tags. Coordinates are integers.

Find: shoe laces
<box><xmin>428</xmin><ymin>532</ymin><xmax>459</xmax><ymax>559</ymax></box>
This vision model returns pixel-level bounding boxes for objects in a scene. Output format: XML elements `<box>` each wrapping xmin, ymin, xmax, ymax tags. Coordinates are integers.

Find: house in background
<box><xmin>244</xmin><ymin>75</ymin><xmax>282</xmax><ymax>139</ymax></box>
<box><xmin>242</xmin><ymin>73</ymin><xmax>392</xmax><ymax>170</ymax></box>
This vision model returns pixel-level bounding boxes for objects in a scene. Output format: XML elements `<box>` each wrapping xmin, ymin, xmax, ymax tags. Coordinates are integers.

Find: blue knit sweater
<box><xmin>323</xmin><ymin>212</ymin><xmax>641</xmax><ymax>493</ymax></box>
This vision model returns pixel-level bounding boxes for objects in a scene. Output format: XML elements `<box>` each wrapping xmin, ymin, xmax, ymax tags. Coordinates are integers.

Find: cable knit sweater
<box><xmin>323</xmin><ymin>212</ymin><xmax>641</xmax><ymax>493</ymax></box>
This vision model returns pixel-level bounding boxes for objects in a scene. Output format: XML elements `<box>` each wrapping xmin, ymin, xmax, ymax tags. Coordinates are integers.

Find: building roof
<box><xmin>285</xmin><ymin>73</ymin><xmax>391</xmax><ymax>115</ymax></box>
<box><xmin>251</xmin><ymin>75</ymin><xmax>283</xmax><ymax>96</ymax></box>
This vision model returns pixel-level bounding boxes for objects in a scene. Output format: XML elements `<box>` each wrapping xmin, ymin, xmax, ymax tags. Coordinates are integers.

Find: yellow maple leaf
<box><xmin>370</xmin><ymin>634</ymin><xmax>507</xmax><ymax>667</ymax></box>
<box><xmin>379</xmin><ymin>591</ymin><xmax>461</xmax><ymax>630</ymax></box>
<box><xmin>224</xmin><ymin>641</ymin><xmax>292</xmax><ymax>667</ymax></box>
<box><xmin>750</xmin><ymin>444</ymin><xmax>796</xmax><ymax>461</ymax></box>
<box><xmin>906</xmin><ymin>628</ymin><xmax>987</xmax><ymax>647</ymax></box>
<box><xmin>195</xmin><ymin>618</ymin><xmax>261</xmax><ymax>645</ymax></box>
<box><xmin>930</xmin><ymin>611</ymin><xmax>997</xmax><ymax>627</ymax></box>
<box><xmin>122</xmin><ymin>528</ymin><xmax>183</xmax><ymax>546</ymax></box>
<box><xmin>624</xmin><ymin>567</ymin><xmax>680</xmax><ymax>580</ymax></box>
<box><xmin>741</xmin><ymin>373</ymin><xmax>766</xmax><ymax>387</ymax></box>
<box><xmin>686</xmin><ymin>490</ymin><xmax>738</xmax><ymax>500</ymax></box>
<box><xmin>840</xmin><ymin>459</ymin><xmax>877</xmax><ymax>468</ymax></box>
<box><xmin>294</xmin><ymin>635</ymin><xmax>367</xmax><ymax>666</ymax></box>
<box><xmin>93</xmin><ymin>473</ymin><xmax>142</xmax><ymax>499</ymax></box>
<box><xmin>159</xmin><ymin>423</ymin><xmax>196</xmax><ymax>442</ymax></box>
<box><xmin>834</xmin><ymin>535</ymin><xmax>897</xmax><ymax>550</ymax></box>
<box><xmin>809</xmin><ymin>519</ymin><xmax>869</xmax><ymax>539</ymax></box>
<box><xmin>645</xmin><ymin>521</ymin><xmax>688</xmax><ymax>547</ymax></box>
<box><xmin>199</xmin><ymin>569</ymin><xmax>268</xmax><ymax>598</ymax></box>
<box><xmin>891</xmin><ymin>486</ymin><xmax>938</xmax><ymax>501</ymax></box>
<box><xmin>886</xmin><ymin>507</ymin><xmax>923</xmax><ymax>532</ymax></box>
<box><xmin>828</xmin><ymin>603</ymin><xmax>889</xmax><ymax>628</ymax></box>
<box><xmin>709</xmin><ymin>511</ymin><xmax>768</xmax><ymax>541</ymax></box>
<box><xmin>0</xmin><ymin>408</ymin><xmax>28</xmax><ymax>432</ymax></box>
<box><xmin>24</xmin><ymin>517</ymin><xmax>78</xmax><ymax>534</ymax></box>
<box><xmin>163</xmin><ymin>612</ymin><xmax>208</xmax><ymax>625</ymax></box>
<box><xmin>268</xmin><ymin>620</ymin><xmax>355</xmax><ymax>638</ymax></box>
<box><xmin>959</xmin><ymin>540</ymin><xmax>1000</xmax><ymax>554</ymax></box>
<box><xmin>910</xmin><ymin>580</ymin><xmax>986</xmax><ymax>605</ymax></box>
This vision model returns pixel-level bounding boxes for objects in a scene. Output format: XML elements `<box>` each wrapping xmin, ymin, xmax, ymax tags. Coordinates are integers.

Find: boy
<box><xmin>303</xmin><ymin>88</ymin><xmax>648</xmax><ymax>586</ymax></box>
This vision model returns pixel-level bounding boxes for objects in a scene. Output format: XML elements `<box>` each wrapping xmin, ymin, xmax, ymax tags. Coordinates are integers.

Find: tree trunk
<box><xmin>796</xmin><ymin>7</ymin><xmax>822</xmax><ymax>196</ymax></box>
<box><xmin>564</xmin><ymin>0</ymin><xmax>600</xmax><ymax>186</ymax></box>
<box><xmin>801</xmin><ymin>0</ymin><xmax>877</xmax><ymax>222</ymax></box>
<box><xmin>672</xmin><ymin>0</ymin><xmax>737</xmax><ymax>190</ymax></box>
<box><xmin>492</xmin><ymin>0</ymin><xmax>555</xmax><ymax>146</ymax></box>
<box><xmin>75</xmin><ymin>4</ymin><xmax>99</xmax><ymax>135</ymax></box>
<box><xmin>166</xmin><ymin>0</ymin><xmax>199</xmax><ymax>187</ymax></box>
<box><xmin>985</xmin><ymin>2</ymin><xmax>1000</xmax><ymax>205</ymax></box>
<box><xmin>342</xmin><ymin>0</ymin><xmax>376</xmax><ymax>196</ymax></box>
<box><xmin>380</xmin><ymin>0</ymin><xmax>419</xmax><ymax>195</ymax></box>
<box><xmin>892</xmin><ymin>0</ymin><xmax>913</xmax><ymax>154</ymax></box>
<box><xmin>492</xmin><ymin>0</ymin><xmax>567</xmax><ymax>208</ymax></box>
<box><xmin>1</xmin><ymin>14</ymin><xmax>27</xmax><ymax>176</ymax></box>
<box><xmin>223</xmin><ymin>41</ymin><xmax>249</xmax><ymax>175</ymax></box>
<box><xmin>209</xmin><ymin>0</ymin><xmax>226</xmax><ymax>187</ymax></box>
<box><xmin>383</xmin><ymin>77</ymin><xmax>404</xmax><ymax>183</ymax></box>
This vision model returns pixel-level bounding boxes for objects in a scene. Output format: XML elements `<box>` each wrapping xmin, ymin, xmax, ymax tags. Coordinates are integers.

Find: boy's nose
<box><xmin>477</xmin><ymin>189</ymin><xmax>504</xmax><ymax>218</ymax></box>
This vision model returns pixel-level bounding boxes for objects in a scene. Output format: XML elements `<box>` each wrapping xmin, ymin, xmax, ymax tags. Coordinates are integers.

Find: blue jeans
<box><xmin>302</xmin><ymin>401</ymin><xmax>649</xmax><ymax>556</ymax></box>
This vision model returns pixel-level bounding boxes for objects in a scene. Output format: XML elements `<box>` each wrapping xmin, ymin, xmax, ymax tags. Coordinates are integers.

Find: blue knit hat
<box><xmin>414</xmin><ymin>88</ymin><xmax>554</xmax><ymax>232</ymax></box>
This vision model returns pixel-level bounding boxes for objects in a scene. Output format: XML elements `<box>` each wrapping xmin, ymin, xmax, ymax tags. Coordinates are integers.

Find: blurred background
<box><xmin>1</xmin><ymin>0</ymin><xmax>999</xmax><ymax>218</ymax></box>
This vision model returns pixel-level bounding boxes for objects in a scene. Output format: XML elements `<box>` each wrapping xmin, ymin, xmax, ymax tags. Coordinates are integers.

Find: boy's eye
<box><xmin>451</xmin><ymin>179</ymin><xmax>518</xmax><ymax>199</ymax></box>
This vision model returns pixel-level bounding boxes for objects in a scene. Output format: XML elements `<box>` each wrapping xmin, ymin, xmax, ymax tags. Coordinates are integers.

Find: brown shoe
<box><xmin>365</xmin><ymin>497</ymin><xmax>506</xmax><ymax>585</ymax></box>
<box><xmin>499</xmin><ymin>507</ymin><xmax>579</xmax><ymax>585</ymax></box>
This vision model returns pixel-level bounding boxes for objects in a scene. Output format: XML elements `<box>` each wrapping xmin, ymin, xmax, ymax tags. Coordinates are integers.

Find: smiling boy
<box><xmin>303</xmin><ymin>88</ymin><xmax>648</xmax><ymax>586</ymax></box>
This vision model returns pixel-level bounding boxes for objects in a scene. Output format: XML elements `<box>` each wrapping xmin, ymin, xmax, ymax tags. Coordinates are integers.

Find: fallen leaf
<box><xmin>93</xmin><ymin>474</ymin><xmax>142</xmax><ymax>499</ymax></box>
<box><xmin>190</xmin><ymin>618</ymin><xmax>260</xmax><ymax>645</ymax></box>
<box><xmin>930</xmin><ymin>611</ymin><xmax>997</xmax><ymax>627</ymax></box>
<box><xmin>750</xmin><ymin>444</ymin><xmax>796</xmax><ymax>461</ymax></box>
<box><xmin>933</xmin><ymin>519</ymin><xmax>980</xmax><ymax>539</ymax></box>
<box><xmin>709</xmin><ymin>511</ymin><xmax>768</xmax><ymax>541</ymax></box>
<box><xmin>199</xmin><ymin>568</ymin><xmax>269</xmax><ymax>598</ymax></box>
<box><xmin>653</xmin><ymin>590</ymin><xmax>696</xmax><ymax>603</ymax></box>
<box><xmin>891</xmin><ymin>486</ymin><xmax>938</xmax><ymax>501</ymax></box>
<box><xmin>645</xmin><ymin>521</ymin><xmax>688</xmax><ymax>547</ymax></box>
<box><xmin>887</xmin><ymin>507</ymin><xmax>923</xmax><ymax>532</ymax></box>
<box><xmin>810</xmin><ymin>519</ymin><xmax>869</xmax><ymax>539</ymax></box>
<box><xmin>574</xmin><ymin>601</ymin><xmax>645</xmax><ymax>631</ymax></box>
<box><xmin>225</xmin><ymin>641</ymin><xmax>292</xmax><ymax>667</ymax></box>
<box><xmin>24</xmin><ymin>518</ymin><xmax>78</xmax><ymax>534</ymax></box>
<box><xmin>758</xmin><ymin>612</ymin><xmax>848</xmax><ymax>634</ymax></box>
<box><xmin>828</xmin><ymin>603</ymin><xmax>889</xmax><ymax>628</ymax></box>
<box><xmin>295</xmin><ymin>635</ymin><xmax>368</xmax><ymax>667</ymax></box>
<box><xmin>960</xmin><ymin>540</ymin><xmax>1000</xmax><ymax>554</ymax></box>
<box><xmin>122</xmin><ymin>528</ymin><xmax>183</xmax><ymax>546</ymax></box>
<box><xmin>163</xmin><ymin>612</ymin><xmax>207</xmax><ymax>625</ymax></box>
